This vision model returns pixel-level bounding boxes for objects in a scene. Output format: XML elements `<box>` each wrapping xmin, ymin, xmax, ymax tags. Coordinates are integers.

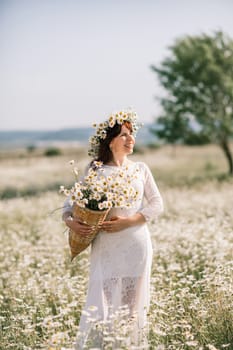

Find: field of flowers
<box><xmin>0</xmin><ymin>145</ymin><xmax>233</xmax><ymax>350</ymax></box>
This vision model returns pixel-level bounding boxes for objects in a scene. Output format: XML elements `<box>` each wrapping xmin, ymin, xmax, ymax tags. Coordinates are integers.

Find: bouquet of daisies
<box><xmin>60</xmin><ymin>161</ymin><xmax>139</xmax><ymax>260</ymax></box>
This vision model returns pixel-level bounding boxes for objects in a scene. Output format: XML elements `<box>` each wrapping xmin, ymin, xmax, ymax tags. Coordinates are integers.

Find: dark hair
<box><xmin>92</xmin><ymin>121</ymin><xmax>133</xmax><ymax>165</ymax></box>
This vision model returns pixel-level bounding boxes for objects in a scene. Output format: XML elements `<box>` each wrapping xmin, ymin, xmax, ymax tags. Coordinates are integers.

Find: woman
<box><xmin>62</xmin><ymin>109</ymin><xmax>163</xmax><ymax>349</ymax></box>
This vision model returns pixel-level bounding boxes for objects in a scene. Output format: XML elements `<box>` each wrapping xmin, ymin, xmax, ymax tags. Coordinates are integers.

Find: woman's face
<box><xmin>109</xmin><ymin>124</ymin><xmax>135</xmax><ymax>156</ymax></box>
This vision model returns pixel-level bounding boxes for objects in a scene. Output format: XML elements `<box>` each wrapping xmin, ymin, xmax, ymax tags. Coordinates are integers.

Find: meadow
<box><xmin>0</xmin><ymin>144</ymin><xmax>232</xmax><ymax>350</ymax></box>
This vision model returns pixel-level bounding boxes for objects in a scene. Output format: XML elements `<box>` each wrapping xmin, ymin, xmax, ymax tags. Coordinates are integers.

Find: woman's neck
<box><xmin>108</xmin><ymin>156</ymin><xmax>128</xmax><ymax>167</ymax></box>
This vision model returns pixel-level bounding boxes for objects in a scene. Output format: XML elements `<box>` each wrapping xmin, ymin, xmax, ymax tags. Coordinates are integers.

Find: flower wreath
<box><xmin>88</xmin><ymin>108</ymin><xmax>142</xmax><ymax>158</ymax></box>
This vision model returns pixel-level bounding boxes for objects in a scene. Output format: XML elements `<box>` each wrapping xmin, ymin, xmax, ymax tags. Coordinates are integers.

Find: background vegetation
<box><xmin>151</xmin><ymin>31</ymin><xmax>233</xmax><ymax>175</ymax></box>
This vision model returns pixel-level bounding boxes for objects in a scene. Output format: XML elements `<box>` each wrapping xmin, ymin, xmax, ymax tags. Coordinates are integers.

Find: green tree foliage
<box><xmin>151</xmin><ymin>31</ymin><xmax>233</xmax><ymax>174</ymax></box>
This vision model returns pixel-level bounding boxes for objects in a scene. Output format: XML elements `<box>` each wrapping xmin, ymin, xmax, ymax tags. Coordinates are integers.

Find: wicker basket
<box><xmin>69</xmin><ymin>204</ymin><xmax>110</xmax><ymax>261</ymax></box>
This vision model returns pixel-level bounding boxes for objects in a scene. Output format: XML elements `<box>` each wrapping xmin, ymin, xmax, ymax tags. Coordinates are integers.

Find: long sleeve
<box><xmin>62</xmin><ymin>197</ymin><xmax>73</xmax><ymax>216</ymax></box>
<box><xmin>139</xmin><ymin>162</ymin><xmax>163</xmax><ymax>222</ymax></box>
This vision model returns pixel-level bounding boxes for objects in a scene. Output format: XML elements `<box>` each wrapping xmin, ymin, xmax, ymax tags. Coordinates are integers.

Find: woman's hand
<box><xmin>101</xmin><ymin>213</ymin><xmax>146</xmax><ymax>233</ymax></box>
<box><xmin>65</xmin><ymin>217</ymin><xmax>94</xmax><ymax>236</ymax></box>
<box><xmin>101</xmin><ymin>216</ymin><xmax>130</xmax><ymax>233</ymax></box>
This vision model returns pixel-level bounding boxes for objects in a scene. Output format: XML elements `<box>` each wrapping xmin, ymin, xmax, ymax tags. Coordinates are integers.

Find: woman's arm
<box><xmin>139</xmin><ymin>163</ymin><xmax>163</xmax><ymax>221</ymax></box>
<box><xmin>62</xmin><ymin>198</ymin><xmax>93</xmax><ymax>236</ymax></box>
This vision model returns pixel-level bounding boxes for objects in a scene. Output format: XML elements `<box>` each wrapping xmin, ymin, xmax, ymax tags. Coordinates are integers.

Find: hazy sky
<box><xmin>1</xmin><ymin>0</ymin><xmax>233</xmax><ymax>130</ymax></box>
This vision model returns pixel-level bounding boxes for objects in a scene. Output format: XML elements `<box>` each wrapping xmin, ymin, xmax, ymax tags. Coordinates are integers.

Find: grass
<box><xmin>0</xmin><ymin>144</ymin><xmax>233</xmax><ymax>349</ymax></box>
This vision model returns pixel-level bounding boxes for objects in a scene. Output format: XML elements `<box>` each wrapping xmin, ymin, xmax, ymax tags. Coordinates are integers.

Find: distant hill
<box><xmin>0</xmin><ymin>124</ymin><xmax>157</xmax><ymax>148</ymax></box>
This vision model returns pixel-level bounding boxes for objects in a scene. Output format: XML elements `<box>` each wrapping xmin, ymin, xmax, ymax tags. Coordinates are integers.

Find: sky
<box><xmin>1</xmin><ymin>0</ymin><xmax>233</xmax><ymax>131</ymax></box>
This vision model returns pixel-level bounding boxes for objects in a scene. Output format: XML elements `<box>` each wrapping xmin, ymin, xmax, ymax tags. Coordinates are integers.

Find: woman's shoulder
<box><xmin>127</xmin><ymin>161</ymin><xmax>152</xmax><ymax>177</ymax></box>
<box><xmin>133</xmin><ymin>161</ymin><xmax>150</xmax><ymax>170</ymax></box>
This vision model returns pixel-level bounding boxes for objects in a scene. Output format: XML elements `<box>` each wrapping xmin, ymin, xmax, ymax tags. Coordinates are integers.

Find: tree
<box><xmin>151</xmin><ymin>31</ymin><xmax>233</xmax><ymax>174</ymax></box>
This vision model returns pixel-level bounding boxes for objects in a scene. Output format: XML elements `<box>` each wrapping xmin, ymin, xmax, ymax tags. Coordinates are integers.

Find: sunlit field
<box><xmin>0</xmin><ymin>144</ymin><xmax>233</xmax><ymax>350</ymax></box>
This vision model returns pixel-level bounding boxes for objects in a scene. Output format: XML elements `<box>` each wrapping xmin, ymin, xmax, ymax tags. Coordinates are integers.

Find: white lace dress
<box><xmin>63</xmin><ymin>161</ymin><xmax>163</xmax><ymax>349</ymax></box>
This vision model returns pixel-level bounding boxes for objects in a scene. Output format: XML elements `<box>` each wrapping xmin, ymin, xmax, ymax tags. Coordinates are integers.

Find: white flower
<box><xmin>92</xmin><ymin>192</ymin><xmax>102</xmax><ymax>201</ymax></box>
<box><xmin>59</xmin><ymin>185</ymin><xmax>65</xmax><ymax>193</ymax></box>
<box><xmin>93</xmin><ymin>161</ymin><xmax>103</xmax><ymax>168</ymax></box>
<box><xmin>103</xmin><ymin>201</ymin><xmax>113</xmax><ymax>209</ymax></box>
<box><xmin>98</xmin><ymin>202</ymin><xmax>105</xmax><ymax>210</ymax></box>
